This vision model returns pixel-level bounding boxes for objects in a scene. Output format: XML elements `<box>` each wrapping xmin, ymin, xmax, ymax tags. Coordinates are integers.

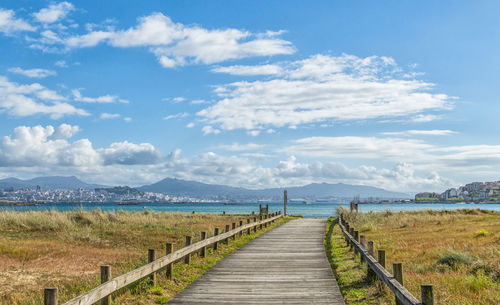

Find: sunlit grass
<box><xmin>334</xmin><ymin>208</ymin><xmax>500</xmax><ymax>305</ymax></box>
<box><xmin>0</xmin><ymin>209</ymin><xmax>293</xmax><ymax>304</ymax></box>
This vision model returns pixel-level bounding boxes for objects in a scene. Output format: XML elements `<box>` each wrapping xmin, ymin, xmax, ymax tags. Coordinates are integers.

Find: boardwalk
<box><xmin>168</xmin><ymin>218</ymin><xmax>345</xmax><ymax>304</ymax></box>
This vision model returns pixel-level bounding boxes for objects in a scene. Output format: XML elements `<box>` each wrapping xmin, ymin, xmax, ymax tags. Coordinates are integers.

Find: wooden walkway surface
<box><xmin>168</xmin><ymin>218</ymin><xmax>345</xmax><ymax>304</ymax></box>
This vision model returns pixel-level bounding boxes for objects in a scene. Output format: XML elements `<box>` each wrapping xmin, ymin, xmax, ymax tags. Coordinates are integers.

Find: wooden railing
<box><xmin>43</xmin><ymin>212</ymin><xmax>283</xmax><ymax>305</ymax></box>
<box><xmin>338</xmin><ymin>214</ymin><xmax>434</xmax><ymax>305</ymax></box>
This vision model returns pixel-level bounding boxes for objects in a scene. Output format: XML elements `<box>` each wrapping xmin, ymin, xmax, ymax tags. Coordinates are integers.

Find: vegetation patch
<box><xmin>0</xmin><ymin>209</ymin><xmax>294</xmax><ymax>304</ymax></box>
<box><xmin>333</xmin><ymin>208</ymin><xmax>500</xmax><ymax>305</ymax></box>
<box><xmin>437</xmin><ymin>251</ymin><xmax>473</xmax><ymax>269</ymax></box>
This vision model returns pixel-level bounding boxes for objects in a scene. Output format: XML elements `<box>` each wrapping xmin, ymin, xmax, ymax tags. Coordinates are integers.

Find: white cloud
<box><xmin>52</xmin><ymin>123</ymin><xmax>80</xmax><ymax>139</ymax></box>
<box><xmin>72</xmin><ymin>89</ymin><xmax>128</xmax><ymax>103</ymax></box>
<box><xmin>0</xmin><ymin>9</ymin><xmax>36</xmax><ymax>34</ymax></box>
<box><xmin>212</xmin><ymin>64</ymin><xmax>283</xmax><ymax>76</ymax></box>
<box><xmin>411</xmin><ymin>114</ymin><xmax>442</xmax><ymax>122</ymax></box>
<box><xmin>0</xmin><ymin>125</ymin><xmax>162</xmax><ymax>168</ymax></box>
<box><xmin>186</xmin><ymin>122</ymin><xmax>195</xmax><ymax>128</ymax></box>
<box><xmin>100</xmin><ymin>141</ymin><xmax>162</xmax><ymax>165</ymax></box>
<box><xmin>247</xmin><ymin>130</ymin><xmax>261</xmax><ymax>136</ymax></box>
<box><xmin>100</xmin><ymin>113</ymin><xmax>121</xmax><ymax>119</ymax></box>
<box><xmin>197</xmin><ymin>54</ymin><xmax>451</xmax><ymax>131</ymax></box>
<box><xmin>381</xmin><ymin>129</ymin><xmax>457</xmax><ymax>136</ymax></box>
<box><xmin>8</xmin><ymin>67</ymin><xmax>57</xmax><ymax>78</ymax></box>
<box><xmin>54</xmin><ymin>60</ymin><xmax>68</xmax><ymax>67</ymax></box>
<box><xmin>160</xmin><ymin>149</ymin><xmax>451</xmax><ymax>192</ymax></box>
<box><xmin>31</xmin><ymin>12</ymin><xmax>294</xmax><ymax>67</ymax></box>
<box><xmin>214</xmin><ymin>142</ymin><xmax>265</xmax><ymax>151</ymax></box>
<box><xmin>163</xmin><ymin>112</ymin><xmax>189</xmax><ymax>120</ymax></box>
<box><xmin>163</xmin><ymin>96</ymin><xmax>186</xmax><ymax>103</ymax></box>
<box><xmin>202</xmin><ymin>125</ymin><xmax>220</xmax><ymax>135</ymax></box>
<box><xmin>0</xmin><ymin>76</ymin><xmax>88</xmax><ymax>118</ymax></box>
<box><xmin>287</xmin><ymin>135</ymin><xmax>500</xmax><ymax>177</ymax></box>
<box><xmin>123</xmin><ymin>117</ymin><xmax>132</xmax><ymax>122</ymax></box>
<box><xmin>33</xmin><ymin>2</ymin><xmax>74</xmax><ymax>24</ymax></box>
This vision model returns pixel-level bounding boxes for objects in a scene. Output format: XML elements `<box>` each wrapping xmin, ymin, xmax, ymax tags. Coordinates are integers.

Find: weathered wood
<box><xmin>44</xmin><ymin>288</ymin><xmax>58</xmax><ymax>305</ymax></box>
<box><xmin>213</xmin><ymin>228</ymin><xmax>219</xmax><ymax>250</ymax></box>
<box><xmin>421</xmin><ymin>285</ymin><xmax>434</xmax><ymax>305</ymax></box>
<box><xmin>168</xmin><ymin>219</ymin><xmax>344</xmax><ymax>304</ymax></box>
<box><xmin>232</xmin><ymin>223</ymin><xmax>236</xmax><ymax>240</ymax></box>
<box><xmin>359</xmin><ymin>235</ymin><xmax>366</xmax><ymax>263</ymax></box>
<box><xmin>200</xmin><ymin>232</ymin><xmax>206</xmax><ymax>258</ymax></box>
<box><xmin>284</xmin><ymin>189</ymin><xmax>287</xmax><ymax>216</ymax></box>
<box><xmin>60</xmin><ymin>214</ymin><xmax>281</xmax><ymax>305</ymax></box>
<box><xmin>339</xmin><ymin>222</ymin><xmax>420</xmax><ymax>305</ymax></box>
<box><xmin>367</xmin><ymin>241</ymin><xmax>376</xmax><ymax>281</ymax></box>
<box><xmin>225</xmin><ymin>225</ymin><xmax>230</xmax><ymax>244</ymax></box>
<box><xmin>247</xmin><ymin>219</ymin><xmax>251</xmax><ymax>234</ymax></box>
<box><xmin>393</xmin><ymin>263</ymin><xmax>403</xmax><ymax>305</ymax></box>
<box><xmin>100</xmin><ymin>266</ymin><xmax>111</xmax><ymax>305</ymax></box>
<box><xmin>148</xmin><ymin>249</ymin><xmax>156</xmax><ymax>285</ymax></box>
<box><xmin>253</xmin><ymin>217</ymin><xmax>257</xmax><ymax>232</ymax></box>
<box><xmin>185</xmin><ymin>236</ymin><xmax>192</xmax><ymax>264</ymax></box>
<box><xmin>378</xmin><ymin>250</ymin><xmax>386</xmax><ymax>268</ymax></box>
<box><xmin>239</xmin><ymin>220</ymin><xmax>243</xmax><ymax>236</ymax></box>
<box><xmin>166</xmin><ymin>243</ymin><xmax>174</xmax><ymax>280</ymax></box>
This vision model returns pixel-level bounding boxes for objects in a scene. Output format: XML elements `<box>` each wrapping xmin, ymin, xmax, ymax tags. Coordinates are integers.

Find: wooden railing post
<box><xmin>359</xmin><ymin>235</ymin><xmax>366</xmax><ymax>263</ymax></box>
<box><xmin>421</xmin><ymin>284</ymin><xmax>434</xmax><ymax>305</ymax></box>
<box><xmin>259</xmin><ymin>215</ymin><xmax>263</xmax><ymax>230</ymax></box>
<box><xmin>213</xmin><ymin>228</ymin><xmax>219</xmax><ymax>250</ymax></box>
<box><xmin>367</xmin><ymin>241</ymin><xmax>376</xmax><ymax>281</ymax></box>
<box><xmin>353</xmin><ymin>231</ymin><xmax>359</xmax><ymax>256</ymax></box>
<box><xmin>184</xmin><ymin>236</ymin><xmax>192</xmax><ymax>264</ymax></box>
<box><xmin>222</xmin><ymin>211</ymin><xmax>226</xmax><ymax>216</ymax></box>
<box><xmin>284</xmin><ymin>189</ymin><xmax>287</xmax><ymax>216</ymax></box>
<box><xmin>247</xmin><ymin>218</ymin><xmax>251</xmax><ymax>234</ymax></box>
<box><xmin>200</xmin><ymin>232</ymin><xmax>207</xmax><ymax>257</ymax></box>
<box><xmin>253</xmin><ymin>217</ymin><xmax>257</xmax><ymax>232</ymax></box>
<box><xmin>378</xmin><ymin>249</ymin><xmax>386</xmax><ymax>268</ymax></box>
<box><xmin>232</xmin><ymin>222</ymin><xmax>236</xmax><ymax>240</ymax></box>
<box><xmin>100</xmin><ymin>265</ymin><xmax>111</xmax><ymax>305</ymax></box>
<box><xmin>239</xmin><ymin>220</ymin><xmax>243</xmax><ymax>236</ymax></box>
<box><xmin>166</xmin><ymin>242</ymin><xmax>174</xmax><ymax>280</ymax></box>
<box><xmin>44</xmin><ymin>288</ymin><xmax>57</xmax><ymax>305</ymax></box>
<box><xmin>393</xmin><ymin>262</ymin><xmax>403</xmax><ymax>305</ymax></box>
<box><xmin>225</xmin><ymin>224</ymin><xmax>230</xmax><ymax>244</ymax></box>
<box><xmin>148</xmin><ymin>249</ymin><xmax>156</xmax><ymax>285</ymax></box>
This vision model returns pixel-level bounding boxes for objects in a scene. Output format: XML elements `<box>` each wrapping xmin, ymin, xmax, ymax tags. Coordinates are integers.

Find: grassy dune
<box><xmin>0</xmin><ymin>209</ymin><xmax>292</xmax><ymax>304</ymax></box>
<box><xmin>326</xmin><ymin>208</ymin><xmax>500</xmax><ymax>305</ymax></box>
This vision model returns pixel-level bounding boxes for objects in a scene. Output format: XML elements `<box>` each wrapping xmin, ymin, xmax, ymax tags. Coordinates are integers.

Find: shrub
<box><xmin>437</xmin><ymin>251</ymin><xmax>472</xmax><ymax>268</ymax></box>
<box><xmin>474</xmin><ymin>229</ymin><xmax>489</xmax><ymax>237</ymax></box>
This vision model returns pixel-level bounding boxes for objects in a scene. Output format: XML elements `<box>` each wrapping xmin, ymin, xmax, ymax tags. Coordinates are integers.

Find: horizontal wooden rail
<box><xmin>59</xmin><ymin>212</ymin><xmax>282</xmax><ymax>305</ymax></box>
<box><xmin>338</xmin><ymin>216</ymin><xmax>423</xmax><ymax>305</ymax></box>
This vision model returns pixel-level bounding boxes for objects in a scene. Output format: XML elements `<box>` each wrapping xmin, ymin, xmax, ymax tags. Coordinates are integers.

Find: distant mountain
<box><xmin>0</xmin><ymin>176</ymin><xmax>106</xmax><ymax>190</ymax></box>
<box><xmin>138</xmin><ymin>178</ymin><xmax>253</xmax><ymax>198</ymax></box>
<box><xmin>139</xmin><ymin>178</ymin><xmax>410</xmax><ymax>200</ymax></box>
<box><xmin>0</xmin><ymin>175</ymin><xmax>410</xmax><ymax>199</ymax></box>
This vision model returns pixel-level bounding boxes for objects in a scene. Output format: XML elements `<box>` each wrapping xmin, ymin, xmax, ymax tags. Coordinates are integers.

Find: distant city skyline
<box><xmin>1</xmin><ymin>1</ymin><xmax>499</xmax><ymax>192</ymax></box>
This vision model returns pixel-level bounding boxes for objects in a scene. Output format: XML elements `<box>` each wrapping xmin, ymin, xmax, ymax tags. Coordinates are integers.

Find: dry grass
<box><xmin>336</xmin><ymin>208</ymin><xmax>500</xmax><ymax>305</ymax></box>
<box><xmin>0</xmin><ymin>209</ymin><xmax>292</xmax><ymax>304</ymax></box>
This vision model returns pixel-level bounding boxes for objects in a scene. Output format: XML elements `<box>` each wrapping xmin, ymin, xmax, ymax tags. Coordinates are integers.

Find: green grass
<box><xmin>324</xmin><ymin>218</ymin><xmax>390</xmax><ymax>305</ymax></box>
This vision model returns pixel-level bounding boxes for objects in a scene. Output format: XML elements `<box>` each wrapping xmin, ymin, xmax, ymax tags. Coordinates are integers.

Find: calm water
<box><xmin>2</xmin><ymin>202</ymin><xmax>500</xmax><ymax>218</ymax></box>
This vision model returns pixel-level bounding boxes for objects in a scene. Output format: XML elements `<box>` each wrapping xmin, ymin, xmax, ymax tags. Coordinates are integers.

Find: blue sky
<box><xmin>0</xmin><ymin>1</ymin><xmax>499</xmax><ymax>192</ymax></box>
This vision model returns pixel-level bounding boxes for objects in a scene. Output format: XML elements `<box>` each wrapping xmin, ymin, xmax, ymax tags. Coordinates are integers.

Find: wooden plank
<box><xmin>61</xmin><ymin>214</ymin><xmax>282</xmax><ymax>305</ymax></box>
<box><xmin>168</xmin><ymin>219</ymin><xmax>345</xmax><ymax>305</ymax></box>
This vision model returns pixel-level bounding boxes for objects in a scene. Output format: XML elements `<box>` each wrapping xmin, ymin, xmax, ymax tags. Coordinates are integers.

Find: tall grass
<box><xmin>334</xmin><ymin>208</ymin><xmax>500</xmax><ymax>305</ymax></box>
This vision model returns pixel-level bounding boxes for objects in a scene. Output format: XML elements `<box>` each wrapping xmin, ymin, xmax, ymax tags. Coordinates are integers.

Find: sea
<box><xmin>2</xmin><ymin>202</ymin><xmax>500</xmax><ymax>218</ymax></box>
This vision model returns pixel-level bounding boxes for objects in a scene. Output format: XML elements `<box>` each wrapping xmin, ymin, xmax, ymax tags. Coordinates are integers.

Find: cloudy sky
<box><xmin>0</xmin><ymin>1</ymin><xmax>499</xmax><ymax>192</ymax></box>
